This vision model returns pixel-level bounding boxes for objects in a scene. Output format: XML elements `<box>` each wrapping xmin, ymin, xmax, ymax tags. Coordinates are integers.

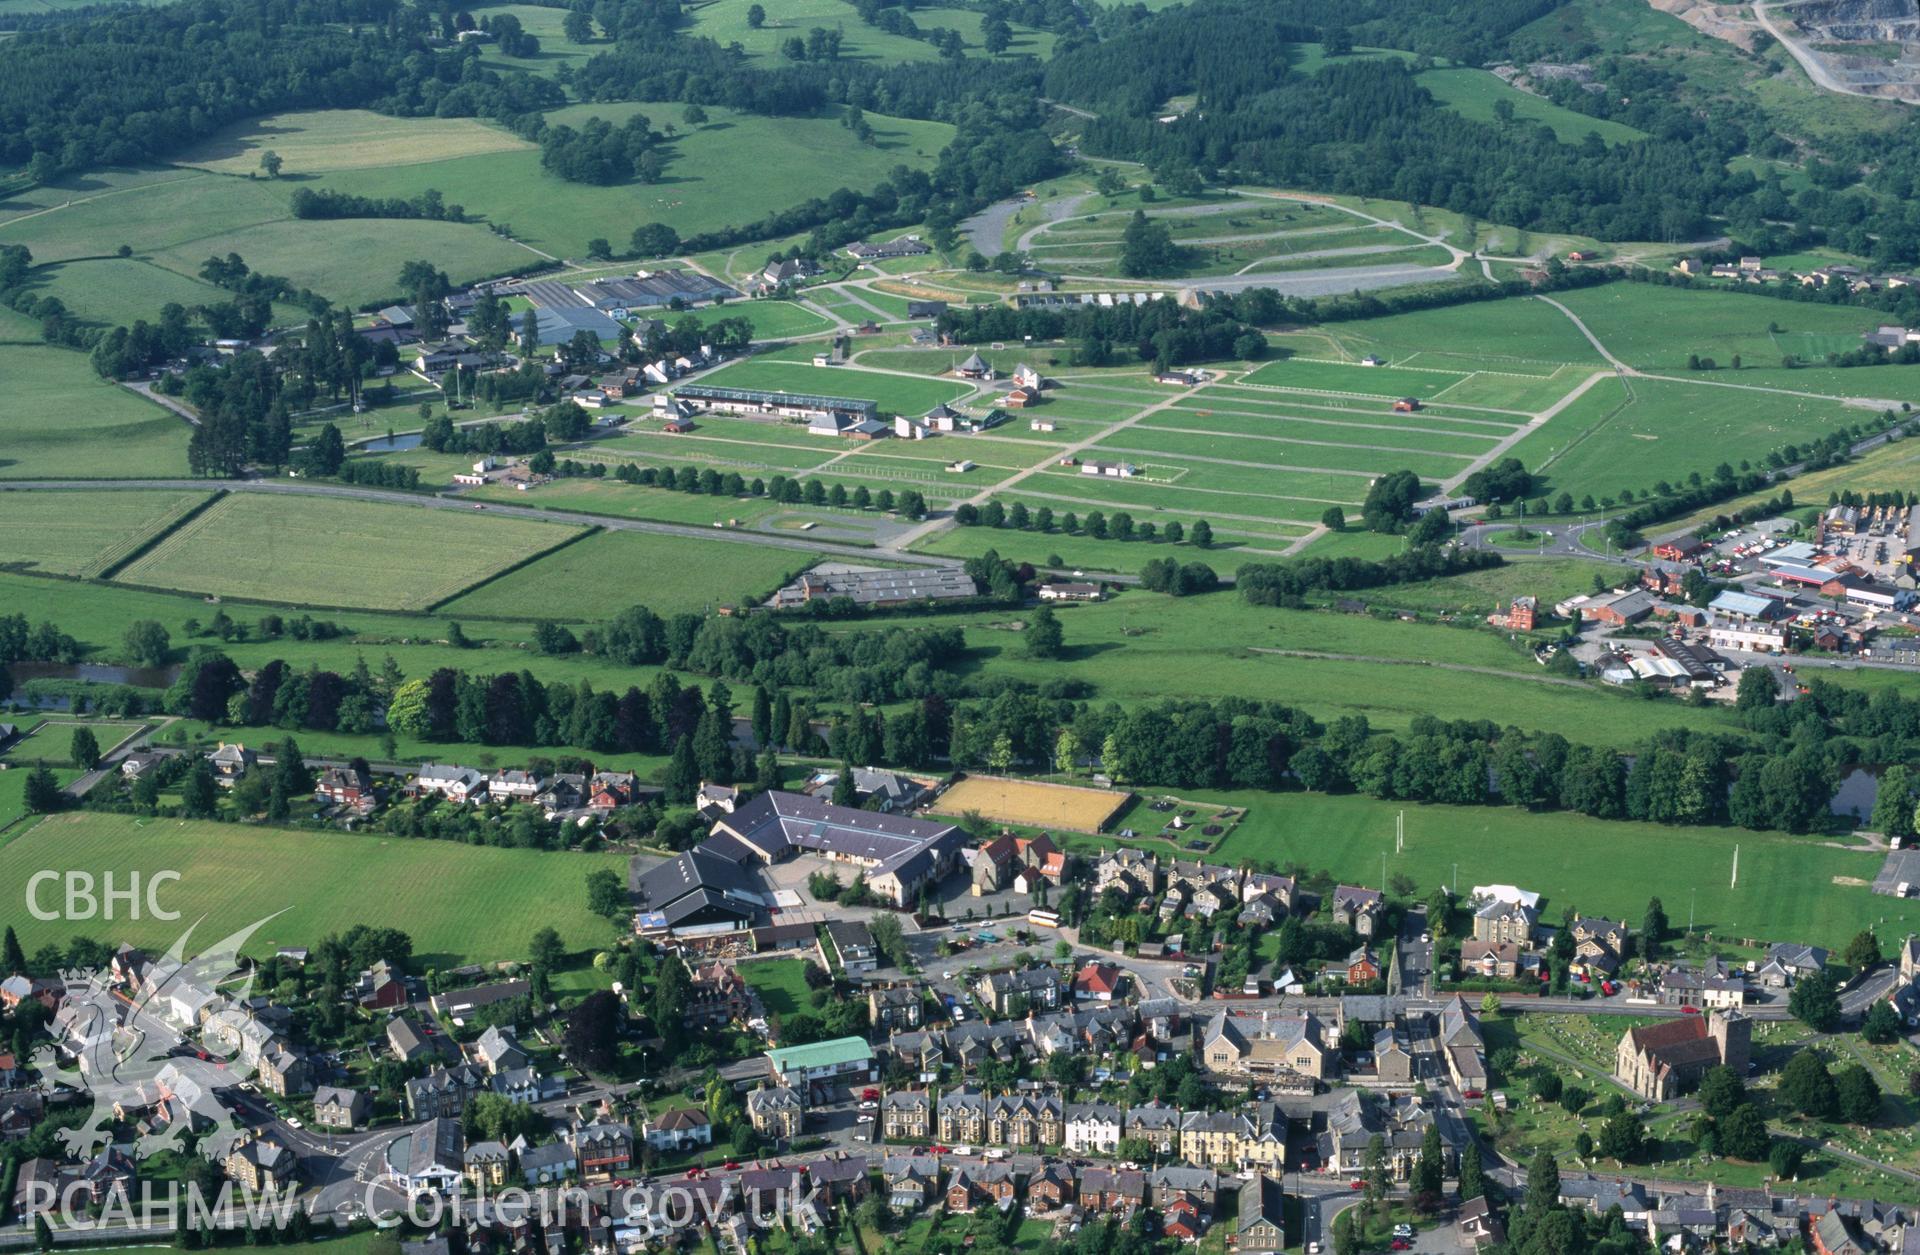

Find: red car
<box><xmin>685</xmin><ymin>1168</ymin><xmax>704</xmax><ymax>1179</ymax></box>
<box><xmin>1682</xmin><ymin>1005</ymin><xmax>1701</xmax><ymax>1015</ymax></box>
<box><xmin>723</xmin><ymin>1162</ymin><xmax>739</xmax><ymax>1171</ymax></box>
<box><xmin>1391</xmin><ymin>1241</ymin><xmax>1411</xmax><ymax>1251</ymax></box>
<box><xmin>1349</xmin><ymin>1179</ymin><xmax>1364</xmax><ymax>1191</ymax></box>
<box><xmin>1601</xmin><ymin>981</ymin><xmax>1617</xmax><ymax>996</ymax></box>
<box><xmin>1461</xmin><ymin>1089</ymin><xmax>1484</xmax><ymax>1100</ymax></box>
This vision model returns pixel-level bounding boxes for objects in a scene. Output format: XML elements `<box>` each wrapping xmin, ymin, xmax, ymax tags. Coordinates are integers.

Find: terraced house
<box><xmin>986</xmin><ymin>1092</ymin><xmax>1064</xmax><ymax>1147</ymax></box>
<box><xmin>883</xmin><ymin>1090</ymin><xmax>932</xmax><ymax>1141</ymax></box>
<box><xmin>1177</xmin><ymin>1104</ymin><xmax>1287</xmax><ymax>1170</ymax></box>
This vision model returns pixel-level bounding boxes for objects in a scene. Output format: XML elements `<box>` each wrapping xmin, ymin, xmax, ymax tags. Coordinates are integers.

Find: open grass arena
<box><xmin>935</xmin><ymin>775</ymin><xmax>1134</xmax><ymax>832</ymax></box>
<box><xmin>113</xmin><ymin>493</ymin><xmax>582</xmax><ymax>611</ymax></box>
<box><xmin>177</xmin><ymin>109</ymin><xmax>535</xmax><ymax>174</ymax></box>
<box><xmin>0</xmin><ymin>813</ymin><xmax>627</xmax><ymax>964</ymax></box>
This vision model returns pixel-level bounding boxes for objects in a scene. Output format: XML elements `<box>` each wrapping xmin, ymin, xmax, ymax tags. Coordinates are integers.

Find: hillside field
<box><xmin>0</xmin><ymin>813</ymin><xmax>628</xmax><ymax>965</ymax></box>
<box><xmin>295</xmin><ymin>103</ymin><xmax>955</xmax><ymax>260</ymax></box>
<box><xmin>0</xmin><ymin>335</ymin><xmax>192</xmax><ymax>479</ymax></box>
<box><xmin>0</xmin><ymin>165</ymin><xmax>537</xmax><ymax>325</ymax></box>
<box><xmin>112</xmin><ymin>493</ymin><xmax>583</xmax><ymax>610</ymax></box>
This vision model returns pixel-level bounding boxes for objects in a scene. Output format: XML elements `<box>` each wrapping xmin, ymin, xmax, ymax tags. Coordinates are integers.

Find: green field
<box><xmin>0</xmin><ymin>489</ymin><xmax>212</xmax><ymax>576</ymax></box>
<box><xmin>113</xmin><ymin>493</ymin><xmax>583</xmax><ymax>610</ymax></box>
<box><xmin>0</xmin><ymin>338</ymin><xmax>192</xmax><ymax>479</ymax></box>
<box><xmin>0</xmin><ymin>166</ymin><xmax>537</xmax><ymax>324</ymax></box>
<box><xmin>0</xmin><ymin>813</ymin><xmax>628</xmax><ymax>965</ymax></box>
<box><xmin>0</xmin><ymin>766</ymin><xmax>81</xmax><ymax>829</ymax></box>
<box><xmin>5</xmin><ymin>719</ymin><xmax>146</xmax><ymax>764</ymax></box>
<box><xmin>677</xmin><ymin>299</ymin><xmax>836</xmax><ymax>340</ymax></box>
<box><xmin>684</xmin><ymin>0</ymin><xmax>1052</xmax><ymax>63</ymax></box>
<box><xmin>299</xmin><ymin>102</ymin><xmax>955</xmax><ymax>260</ymax></box>
<box><xmin>1548</xmin><ymin>284</ymin><xmax>1884</xmax><ymax>373</ymax></box>
<box><xmin>691</xmin><ymin>359</ymin><xmax>973</xmax><ymax>415</ymax></box>
<box><xmin>1506</xmin><ymin>374</ymin><xmax>1863</xmax><ymax>501</ymax></box>
<box><xmin>27</xmin><ymin>256</ymin><xmax>269</xmax><ymax>330</ymax></box>
<box><xmin>1206</xmin><ymin>791</ymin><xmax>1920</xmax><ymax>951</ymax></box>
<box><xmin>913</xmin><ymin>520</ymin><xmax>1303</xmax><ymax>573</ymax></box>
<box><xmin>176</xmin><ymin>109</ymin><xmax>534</xmax><ymax>175</ymax></box>
<box><xmin>438</xmin><ymin>528</ymin><xmax>819</xmax><ymax>619</ymax></box>
<box><xmin>1416</xmin><ymin>68</ymin><xmax>1648</xmax><ymax>146</ymax></box>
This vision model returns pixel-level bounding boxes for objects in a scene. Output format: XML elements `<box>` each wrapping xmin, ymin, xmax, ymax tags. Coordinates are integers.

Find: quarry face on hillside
<box><xmin>1655</xmin><ymin>0</ymin><xmax>1920</xmax><ymax>100</ymax></box>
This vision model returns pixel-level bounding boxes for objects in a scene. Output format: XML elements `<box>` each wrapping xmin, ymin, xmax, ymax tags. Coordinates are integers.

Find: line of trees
<box><xmin>954</xmin><ymin>499</ymin><xmax>1214</xmax><ymax>547</ymax></box>
<box><xmin>610</xmin><ymin>460</ymin><xmax>929</xmax><ymax>520</ymax></box>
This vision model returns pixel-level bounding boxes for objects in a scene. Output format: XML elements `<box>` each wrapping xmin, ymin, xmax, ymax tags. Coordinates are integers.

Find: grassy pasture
<box><xmin>1206</xmin><ymin>790</ymin><xmax>1920</xmax><ymax>951</ymax></box>
<box><xmin>0</xmin><ymin>339</ymin><xmax>192</xmax><ymax>479</ymax></box>
<box><xmin>691</xmin><ymin>359</ymin><xmax>972</xmax><ymax>414</ymax></box>
<box><xmin>674</xmin><ymin>299</ymin><xmax>835</xmax><ymax>340</ymax></box>
<box><xmin>302</xmin><ymin>103</ymin><xmax>954</xmax><ymax>260</ymax></box>
<box><xmin>684</xmin><ymin>0</ymin><xmax>1052</xmax><ymax>62</ymax></box>
<box><xmin>1506</xmin><ymin>375</ymin><xmax>1862</xmax><ymax>501</ymax></box>
<box><xmin>114</xmin><ymin>493</ymin><xmax>582</xmax><ymax>610</ymax></box>
<box><xmin>1549</xmin><ymin>284</ymin><xmax>1884</xmax><ymax>372</ymax></box>
<box><xmin>466</xmin><ymin>478</ymin><xmax>797</xmax><ymax>528</ymax></box>
<box><xmin>0</xmin><ymin>813</ymin><xmax>628</xmax><ymax>965</ymax></box>
<box><xmin>469</xmin><ymin>2</ymin><xmax>605</xmax><ymax>75</ymax></box>
<box><xmin>438</xmin><ymin>528</ymin><xmax>818</xmax><ymax>619</ymax></box>
<box><xmin>0</xmin><ymin>166</ymin><xmax>536</xmax><ymax>323</ymax></box>
<box><xmin>1020</xmin><ymin>464</ymin><xmax>1353</xmax><ymax>517</ymax></box>
<box><xmin>26</xmin><ymin>257</ymin><xmax>256</xmax><ymax>329</ymax></box>
<box><xmin>0</xmin><ymin>489</ymin><xmax>211</xmax><ymax>576</ymax></box>
<box><xmin>1416</xmin><ymin>68</ymin><xmax>1648</xmax><ymax>145</ymax></box>
<box><xmin>175</xmin><ymin>109</ymin><xmax>533</xmax><ymax>175</ymax></box>
<box><xmin>146</xmin><ymin>218</ymin><xmax>535</xmax><ymax>312</ymax></box>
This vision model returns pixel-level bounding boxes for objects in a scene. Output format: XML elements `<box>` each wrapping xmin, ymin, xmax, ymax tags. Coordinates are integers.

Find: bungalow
<box><xmin>413</xmin><ymin>764</ymin><xmax>486</xmax><ymax>803</ymax></box>
<box><xmin>1038</xmin><ymin>581</ymin><xmax>1103</xmax><ymax>602</ymax></box>
<box><xmin>1073</xmin><ymin>962</ymin><xmax>1125</xmax><ymax>1002</ymax></box>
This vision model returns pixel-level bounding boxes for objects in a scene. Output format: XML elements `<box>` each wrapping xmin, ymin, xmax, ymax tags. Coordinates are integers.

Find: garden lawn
<box><xmin>112</xmin><ymin>493</ymin><xmax>583</xmax><ymax>611</ymax></box>
<box><xmin>691</xmin><ymin>359</ymin><xmax>972</xmax><ymax>415</ymax></box>
<box><xmin>439</xmin><ymin>528</ymin><xmax>820</xmax><ymax>619</ymax></box>
<box><xmin>0</xmin><ymin>339</ymin><xmax>192</xmax><ymax>479</ymax></box>
<box><xmin>738</xmin><ymin>957</ymin><xmax>813</xmax><ymax>1016</ymax></box>
<box><xmin>0</xmin><ymin>489</ymin><xmax>212</xmax><ymax>576</ymax></box>
<box><xmin>300</xmin><ymin>103</ymin><xmax>954</xmax><ymax>260</ymax></box>
<box><xmin>0</xmin><ymin>813</ymin><xmax>628</xmax><ymax>965</ymax></box>
<box><xmin>1205</xmin><ymin>791</ymin><xmax>1920</xmax><ymax>950</ymax></box>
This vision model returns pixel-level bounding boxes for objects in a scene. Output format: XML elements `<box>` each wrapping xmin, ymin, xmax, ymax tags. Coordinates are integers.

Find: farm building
<box><xmin>770</xmin><ymin>564</ymin><xmax>978</xmax><ymax>609</ymax></box>
<box><xmin>1082</xmin><ymin>460</ymin><xmax>1137</xmax><ymax>479</ymax></box>
<box><xmin>847</xmin><ymin>238</ymin><xmax>932</xmax><ymax>260</ymax></box>
<box><xmin>674</xmin><ymin>385</ymin><xmax>878</xmax><ymax>425</ymax></box>
<box><xmin>1392</xmin><ymin>397</ymin><xmax>1422</xmax><ymax>412</ymax></box>
<box><xmin>568</xmin><ymin>270</ymin><xmax>739</xmax><ymax>310</ymax></box>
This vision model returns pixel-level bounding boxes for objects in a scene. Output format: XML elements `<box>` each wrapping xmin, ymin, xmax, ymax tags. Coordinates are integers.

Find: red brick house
<box><xmin>1346</xmin><ymin>946</ymin><xmax>1381</xmax><ymax>985</ymax></box>
<box><xmin>1652</xmin><ymin>539</ymin><xmax>1709</xmax><ymax>563</ymax></box>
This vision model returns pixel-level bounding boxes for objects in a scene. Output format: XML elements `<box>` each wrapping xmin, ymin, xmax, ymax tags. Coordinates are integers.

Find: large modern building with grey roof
<box><xmin>711</xmin><ymin>791</ymin><xmax>964</xmax><ymax>907</ymax></box>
